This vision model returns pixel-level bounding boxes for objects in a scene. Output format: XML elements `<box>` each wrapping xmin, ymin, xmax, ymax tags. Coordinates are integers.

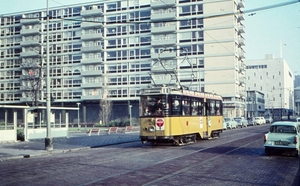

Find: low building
<box><xmin>246</xmin><ymin>90</ymin><xmax>265</xmax><ymax>118</ymax></box>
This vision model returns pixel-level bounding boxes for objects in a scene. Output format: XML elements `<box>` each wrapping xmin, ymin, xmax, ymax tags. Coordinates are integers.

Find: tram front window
<box><xmin>140</xmin><ymin>95</ymin><xmax>168</xmax><ymax>116</ymax></box>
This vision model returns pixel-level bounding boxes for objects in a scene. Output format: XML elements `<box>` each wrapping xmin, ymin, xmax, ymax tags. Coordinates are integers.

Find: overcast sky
<box><xmin>0</xmin><ymin>0</ymin><xmax>299</xmax><ymax>75</ymax></box>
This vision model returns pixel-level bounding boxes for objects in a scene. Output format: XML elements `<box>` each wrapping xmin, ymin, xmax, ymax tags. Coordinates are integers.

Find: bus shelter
<box><xmin>0</xmin><ymin>105</ymin><xmax>78</xmax><ymax>142</ymax></box>
<box><xmin>0</xmin><ymin>105</ymin><xmax>28</xmax><ymax>142</ymax></box>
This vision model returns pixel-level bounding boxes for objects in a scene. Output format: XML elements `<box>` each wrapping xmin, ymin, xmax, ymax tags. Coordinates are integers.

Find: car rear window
<box><xmin>270</xmin><ymin>125</ymin><xmax>296</xmax><ymax>134</ymax></box>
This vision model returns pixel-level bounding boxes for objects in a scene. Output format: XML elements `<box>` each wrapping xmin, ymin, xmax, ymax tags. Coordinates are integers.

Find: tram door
<box><xmin>204</xmin><ymin>99</ymin><xmax>211</xmax><ymax>138</ymax></box>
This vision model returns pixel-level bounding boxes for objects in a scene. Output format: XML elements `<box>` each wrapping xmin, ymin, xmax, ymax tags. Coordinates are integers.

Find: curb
<box><xmin>0</xmin><ymin>146</ymin><xmax>92</xmax><ymax>161</ymax></box>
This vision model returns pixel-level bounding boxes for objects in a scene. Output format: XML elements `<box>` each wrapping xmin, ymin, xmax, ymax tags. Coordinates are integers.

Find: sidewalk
<box><xmin>0</xmin><ymin>131</ymin><xmax>140</xmax><ymax>161</ymax></box>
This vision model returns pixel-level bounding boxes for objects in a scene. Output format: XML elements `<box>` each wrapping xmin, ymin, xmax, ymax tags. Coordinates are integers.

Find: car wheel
<box><xmin>295</xmin><ymin>150</ymin><xmax>300</xmax><ymax>158</ymax></box>
<box><xmin>265</xmin><ymin>148</ymin><xmax>272</xmax><ymax>156</ymax></box>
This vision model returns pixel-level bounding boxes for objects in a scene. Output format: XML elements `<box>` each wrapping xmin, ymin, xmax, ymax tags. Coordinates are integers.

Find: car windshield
<box><xmin>224</xmin><ymin>118</ymin><xmax>230</xmax><ymax>121</ymax></box>
<box><xmin>269</xmin><ymin>125</ymin><xmax>297</xmax><ymax>134</ymax></box>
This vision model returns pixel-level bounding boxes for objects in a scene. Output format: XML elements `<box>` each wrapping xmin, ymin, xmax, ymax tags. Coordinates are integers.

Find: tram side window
<box><xmin>171</xmin><ymin>96</ymin><xmax>181</xmax><ymax>116</ymax></box>
<box><xmin>182</xmin><ymin>97</ymin><xmax>191</xmax><ymax>115</ymax></box>
<box><xmin>191</xmin><ymin>98</ymin><xmax>198</xmax><ymax>116</ymax></box>
<box><xmin>193</xmin><ymin>98</ymin><xmax>204</xmax><ymax>116</ymax></box>
<box><xmin>208</xmin><ymin>100</ymin><xmax>215</xmax><ymax>116</ymax></box>
<box><xmin>215</xmin><ymin>100</ymin><xmax>222</xmax><ymax>115</ymax></box>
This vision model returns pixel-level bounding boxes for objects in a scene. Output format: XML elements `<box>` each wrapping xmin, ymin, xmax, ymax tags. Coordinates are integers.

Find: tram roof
<box><xmin>140</xmin><ymin>87</ymin><xmax>222</xmax><ymax>100</ymax></box>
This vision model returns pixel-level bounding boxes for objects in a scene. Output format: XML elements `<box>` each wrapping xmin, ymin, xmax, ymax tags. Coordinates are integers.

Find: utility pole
<box><xmin>45</xmin><ymin>0</ymin><xmax>53</xmax><ymax>150</ymax></box>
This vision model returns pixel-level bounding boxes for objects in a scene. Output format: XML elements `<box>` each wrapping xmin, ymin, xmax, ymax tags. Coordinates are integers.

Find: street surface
<box><xmin>1</xmin><ymin>124</ymin><xmax>299</xmax><ymax>186</ymax></box>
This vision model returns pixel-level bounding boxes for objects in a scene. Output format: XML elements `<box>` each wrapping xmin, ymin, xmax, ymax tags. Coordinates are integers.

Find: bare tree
<box><xmin>99</xmin><ymin>96</ymin><xmax>113</xmax><ymax>126</ymax></box>
<box><xmin>21</xmin><ymin>60</ymin><xmax>43</xmax><ymax>107</ymax></box>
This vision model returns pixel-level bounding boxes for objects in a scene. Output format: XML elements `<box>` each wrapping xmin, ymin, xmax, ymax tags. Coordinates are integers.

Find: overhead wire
<box><xmin>5</xmin><ymin>0</ymin><xmax>299</xmax><ymax>89</ymax></box>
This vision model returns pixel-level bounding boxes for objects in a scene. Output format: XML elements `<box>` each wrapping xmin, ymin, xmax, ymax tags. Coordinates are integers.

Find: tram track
<box><xmin>2</xmin><ymin>125</ymin><xmax>284</xmax><ymax>186</ymax></box>
<box><xmin>81</xmin><ymin>130</ymin><xmax>264</xmax><ymax>186</ymax></box>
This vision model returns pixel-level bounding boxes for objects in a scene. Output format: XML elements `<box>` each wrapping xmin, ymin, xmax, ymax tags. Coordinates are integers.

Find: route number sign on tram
<box><xmin>156</xmin><ymin>118</ymin><xmax>165</xmax><ymax>130</ymax></box>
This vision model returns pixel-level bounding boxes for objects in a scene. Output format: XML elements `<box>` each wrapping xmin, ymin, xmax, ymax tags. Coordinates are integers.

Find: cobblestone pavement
<box><xmin>0</xmin><ymin>131</ymin><xmax>140</xmax><ymax>161</ymax></box>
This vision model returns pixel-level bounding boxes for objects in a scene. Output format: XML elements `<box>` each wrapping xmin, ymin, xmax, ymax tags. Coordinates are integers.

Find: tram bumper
<box><xmin>140</xmin><ymin>136</ymin><xmax>173</xmax><ymax>143</ymax></box>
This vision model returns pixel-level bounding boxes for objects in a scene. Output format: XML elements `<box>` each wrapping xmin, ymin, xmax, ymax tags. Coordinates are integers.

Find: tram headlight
<box><xmin>148</xmin><ymin>126</ymin><xmax>155</xmax><ymax>132</ymax></box>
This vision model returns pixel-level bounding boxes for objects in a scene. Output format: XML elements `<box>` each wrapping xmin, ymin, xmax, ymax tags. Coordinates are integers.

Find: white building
<box><xmin>245</xmin><ymin>54</ymin><xmax>294</xmax><ymax>119</ymax></box>
<box><xmin>0</xmin><ymin>0</ymin><xmax>245</xmax><ymax>123</ymax></box>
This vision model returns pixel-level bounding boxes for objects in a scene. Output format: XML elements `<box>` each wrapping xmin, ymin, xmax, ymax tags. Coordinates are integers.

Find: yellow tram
<box><xmin>139</xmin><ymin>86</ymin><xmax>223</xmax><ymax>145</ymax></box>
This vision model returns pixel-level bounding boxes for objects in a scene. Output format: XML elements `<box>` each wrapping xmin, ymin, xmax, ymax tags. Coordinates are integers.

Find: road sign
<box><xmin>156</xmin><ymin>118</ymin><xmax>164</xmax><ymax>127</ymax></box>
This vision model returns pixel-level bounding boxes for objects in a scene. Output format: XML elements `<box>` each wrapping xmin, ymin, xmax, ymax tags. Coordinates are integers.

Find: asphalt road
<box><xmin>1</xmin><ymin>124</ymin><xmax>299</xmax><ymax>186</ymax></box>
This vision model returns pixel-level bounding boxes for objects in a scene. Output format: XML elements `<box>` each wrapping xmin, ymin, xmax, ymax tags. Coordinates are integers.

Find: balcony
<box><xmin>152</xmin><ymin>37</ymin><xmax>176</xmax><ymax>46</ymax></box>
<box><xmin>151</xmin><ymin>0</ymin><xmax>176</xmax><ymax>8</ymax></box>
<box><xmin>20</xmin><ymin>28</ymin><xmax>40</xmax><ymax>35</ymax></box>
<box><xmin>151</xmin><ymin>24</ymin><xmax>176</xmax><ymax>33</ymax></box>
<box><xmin>20</xmin><ymin>40</ymin><xmax>40</xmax><ymax>46</ymax></box>
<box><xmin>81</xmin><ymin>57</ymin><xmax>103</xmax><ymax>64</ymax></box>
<box><xmin>81</xmin><ymin>94</ymin><xmax>101</xmax><ymax>100</ymax></box>
<box><xmin>238</xmin><ymin>52</ymin><xmax>245</xmax><ymax>59</ymax></box>
<box><xmin>81</xmin><ymin>33</ymin><xmax>103</xmax><ymax>40</ymax></box>
<box><xmin>237</xmin><ymin>0</ymin><xmax>245</xmax><ymax>8</ymax></box>
<box><xmin>151</xmin><ymin>65</ymin><xmax>176</xmax><ymax>73</ymax></box>
<box><xmin>81</xmin><ymin>21</ymin><xmax>103</xmax><ymax>28</ymax></box>
<box><xmin>20</xmin><ymin>63</ymin><xmax>40</xmax><ymax>69</ymax></box>
<box><xmin>20</xmin><ymin>74</ymin><xmax>40</xmax><ymax>79</ymax></box>
<box><xmin>20</xmin><ymin>97</ymin><xmax>33</xmax><ymax>102</ymax></box>
<box><xmin>238</xmin><ymin>64</ymin><xmax>245</xmax><ymax>73</ymax></box>
<box><xmin>20</xmin><ymin>86</ymin><xmax>33</xmax><ymax>91</ymax></box>
<box><xmin>151</xmin><ymin>51</ymin><xmax>177</xmax><ymax>59</ymax></box>
<box><xmin>239</xmin><ymin>77</ymin><xmax>245</xmax><ymax>85</ymax></box>
<box><xmin>81</xmin><ymin>82</ymin><xmax>103</xmax><ymax>88</ymax></box>
<box><xmin>152</xmin><ymin>78</ymin><xmax>176</xmax><ymax>85</ymax></box>
<box><xmin>81</xmin><ymin>8</ymin><xmax>103</xmax><ymax>17</ymax></box>
<box><xmin>20</xmin><ymin>51</ymin><xmax>40</xmax><ymax>58</ymax></box>
<box><xmin>81</xmin><ymin>70</ymin><xmax>103</xmax><ymax>76</ymax></box>
<box><xmin>237</xmin><ymin>13</ymin><xmax>245</xmax><ymax>21</ymax></box>
<box><xmin>151</xmin><ymin>11</ymin><xmax>176</xmax><ymax>21</ymax></box>
<box><xmin>238</xmin><ymin>24</ymin><xmax>245</xmax><ymax>33</ymax></box>
<box><xmin>81</xmin><ymin>45</ymin><xmax>103</xmax><ymax>52</ymax></box>
<box><xmin>238</xmin><ymin>36</ymin><xmax>245</xmax><ymax>46</ymax></box>
<box><xmin>20</xmin><ymin>18</ymin><xmax>40</xmax><ymax>24</ymax></box>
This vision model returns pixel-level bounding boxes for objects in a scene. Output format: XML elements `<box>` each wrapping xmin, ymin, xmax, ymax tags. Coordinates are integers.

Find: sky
<box><xmin>0</xmin><ymin>0</ymin><xmax>299</xmax><ymax>75</ymax></box>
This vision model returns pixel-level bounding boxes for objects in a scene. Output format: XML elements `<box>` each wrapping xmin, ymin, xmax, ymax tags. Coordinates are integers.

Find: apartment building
<box><xmin>0</xmin><ymin>0</ymin><xmax>245</xmax><ymax>123</ymax></box>
<box><xmin>245</xmin><ymin>54</ymin><xmax>295</xmax><ymax>119</ymax></box>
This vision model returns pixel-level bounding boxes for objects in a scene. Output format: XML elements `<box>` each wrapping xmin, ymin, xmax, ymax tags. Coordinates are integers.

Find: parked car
<box><xmin>224</xmin><ymin>117</ymin><xmax>238</xmax><ymax>129</ymax></box>
<box><xmin>236</xmin><ymin>118</ymin><xmax>248</xmax><ymax>128</ymax></box>
<box><xmin>264</xmin><ymin>121</ymin><xmax>300</xmax><ymax>157</ymax></box>
<box><xmin>265</xmin><ymin>117</ymin><xmax>273</xmax><ymax>124</ymax></box>
<box><xmin>254</xmin><ymin>117</ymin><xmax>266</xmax><ymax>125</ymax></box>
<box><xmin>296</xmin><ymin>117</ymin><xmax>300</xmax><ymax>123</ymax></box>
<box><xmin>247</xmin><ymin>118</ymin><xmax>255</xmax><ymax>126</ymax></box>
<box><xmin>222</xmin><ymin>119</ymin><xmax>227</xmax><ymax>130</ymax></box>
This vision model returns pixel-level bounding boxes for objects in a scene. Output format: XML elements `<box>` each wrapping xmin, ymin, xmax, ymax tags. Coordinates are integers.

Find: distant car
<box><xmin>222</xmin><ymin>119</ymin><xmax>227</xmax><ymax>130</ymax></box>
<box><xmin>265</xmin><ymin>117</ymin><xmax>273</xmax><ymax>124</ymax></box>
<box><xmin>224</xmin><ymin>117</ymin><xmax>237</xmax><ymax>129</ymax></box>
<box><xmin>236</xmin><ymin>118</ymin><xmax>248</xmax><ymax>128</ymax></box>
<box><xmin>247</xmin><ymin>118</ymin><xmax>255</xmax><ymax>126</ymax></box>
<box><xmin>254</xmin><ymin>117</ymin><xmax>266</xmax><ymax>125</ymax></box>
<box><xmin>264</xmin><ymin>121</ymin><xmax>300</xmax><ymax>157</ymax></box>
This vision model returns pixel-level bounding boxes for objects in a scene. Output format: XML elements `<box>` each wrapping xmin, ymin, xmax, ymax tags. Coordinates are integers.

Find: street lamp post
<box><xmin>77</xmin><ymin>103</ymin><xmax>80</xmax><ymax>130</ymax></box>
<box><xmin>129</xmin><ymin>105</ymin><xmax>132</xmax><ymax>126</ymax></box>
<box><xmin>281</xmin><ymin>90</ymin><xmax>283</xmax><ymax>121</ymax></box>
<box><xmin>45</xmin><ymin>0</ymin><xmax>53</xmax><ymax>151</ymax></box>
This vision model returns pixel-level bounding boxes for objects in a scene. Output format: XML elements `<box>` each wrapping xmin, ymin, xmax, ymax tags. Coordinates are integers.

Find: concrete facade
<box><xmin>0</xmin><ymin>0</ymin><xmax>245</xmax><ymax>123</ymax></box>
<box><xmin>295</xmin><ymin>86</ymin><xmax>300</xmax><ymax>115</ymax></box>
<box><xmin>246</xmin><ymin>90</ymin><xmax>265</xmax><ymax>118</ymax></box>
<box><xmin>245</xmin><ymin>54</ymin><xmax>294</xmax><ymax>119</ymax></box>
